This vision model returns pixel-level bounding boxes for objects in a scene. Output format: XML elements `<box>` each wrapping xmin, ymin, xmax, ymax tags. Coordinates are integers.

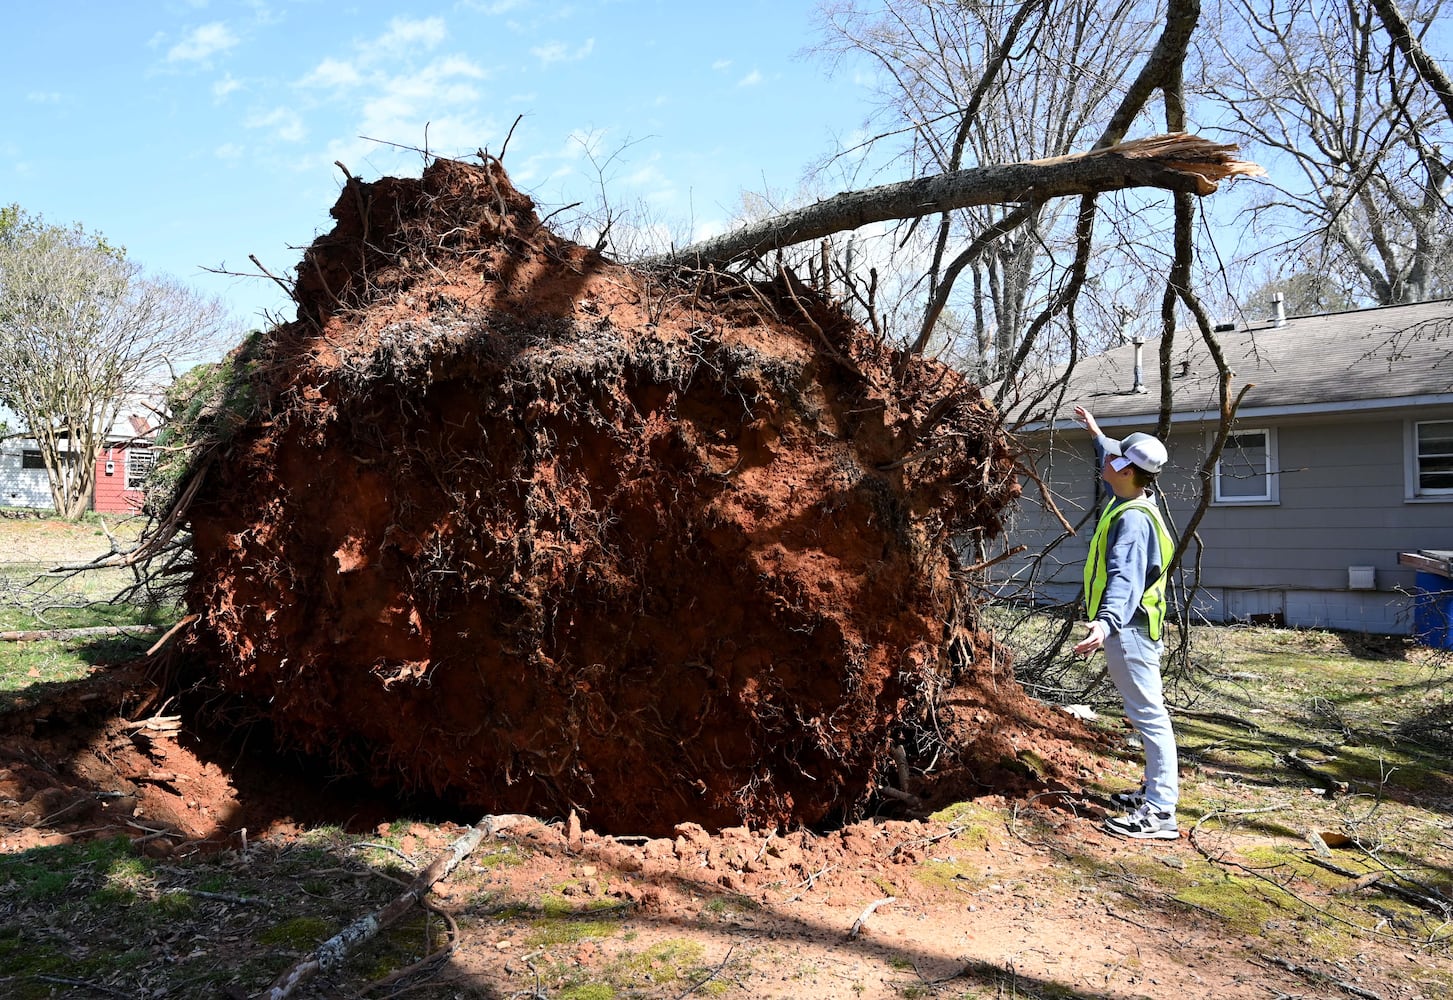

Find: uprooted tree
<box><xmin>137</xmin><ymin>127</ymin><xmax>1257</xmax><ymax>836</ymax></box>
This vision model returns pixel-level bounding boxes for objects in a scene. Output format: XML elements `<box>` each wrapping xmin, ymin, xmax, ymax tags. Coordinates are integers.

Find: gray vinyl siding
<box><xmin>995</xmin><ymin>406</ymin><xmax>1453</xmax><ymax>634</ymax></box>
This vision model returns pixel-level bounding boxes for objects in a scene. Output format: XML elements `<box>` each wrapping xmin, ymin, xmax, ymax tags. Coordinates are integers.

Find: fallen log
<box><xmin>1</xmin><ymin>625</ymin><xmax>160</xmax><ymax>642</ymax></box>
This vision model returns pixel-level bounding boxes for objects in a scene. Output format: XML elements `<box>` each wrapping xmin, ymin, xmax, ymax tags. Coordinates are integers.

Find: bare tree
<box><xmin>0</xmin><ymin>208</ymin><xmax>233</xmax><ymax>519</ymax></box>
<box><xmin>1211</xmin><ymin>0</ymin><xmax>1453</xmax><ymax>305</ymax></box>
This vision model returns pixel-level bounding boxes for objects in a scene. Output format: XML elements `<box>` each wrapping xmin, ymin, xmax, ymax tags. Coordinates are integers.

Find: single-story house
<box><xmin>995</xmin><ymin>297</ymin><xmax>1453</xmax><ymax>636</ymax></box>
<box><xmin>1</xmin><ymin>407</ymin><xmax>158</xmax><ymax>515</ymax></box>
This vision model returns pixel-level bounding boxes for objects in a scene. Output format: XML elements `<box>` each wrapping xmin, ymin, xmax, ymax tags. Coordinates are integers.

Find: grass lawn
<box><xmin>0</xmin><ymin>511</ymin><xmax>178</xmax><ymax>706</ymax></box>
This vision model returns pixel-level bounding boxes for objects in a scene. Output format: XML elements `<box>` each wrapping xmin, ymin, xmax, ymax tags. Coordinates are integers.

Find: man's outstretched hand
<box><xmin>1073</xmin><ymin>405</ymin><xmax>1102</xmax><ymax>438</ymax></box>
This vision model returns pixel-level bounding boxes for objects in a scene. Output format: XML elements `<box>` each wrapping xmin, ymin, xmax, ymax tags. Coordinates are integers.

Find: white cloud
<box><xmin>25</xmin><ymin>91</ymin><xmax>61</xmax><ymax>104</ymax></box>
<box><xmin>245</xmin><ymin>107</ymin><xmax>307</xmax><ymax>143</ymax></box>
<box><xmin>277</xmin><ymin>15</ymin><xmax>502</xmax><ymax>173</ymax></box>
<box><xmin>711</xmin><ymin>59</ymin><xmax>732</xmax><ymax>72</ymax></box>
<box><xmin>530</xmin><ymin>38</ymin><xmax>594</xmax><ymax>66</ymax></box>
<box><xmin>460</xmin><ymin>0</ymin><xmax>532</xmax><ymax>13</ymax></box>
<box><xmin>737</xmin><ymin>69</ymin><xmax>763</xmax><ymax>88</ymax></box>
<box><xmin>167</xmin><ymin>22</ymin><xmax>239</xmax><ymax>64</ymax></box>
<box><xmin>364</xmin><ymin>16</ymin><xmax>447</xmax><ymax>60</ymax></box>
<box><xmin>214</xmin><ymin>142</ymin><xmax>245</xmax><ymax>161</ymax></box>
<box><xmin>213</xmin><ymin>75</ymin><xmax>242</xmax><ymax>100</ymax></box>
<box><xmin>301</xmin><ymin>57</ymin><xmax>364</xmax><ymax>90</ymax></box>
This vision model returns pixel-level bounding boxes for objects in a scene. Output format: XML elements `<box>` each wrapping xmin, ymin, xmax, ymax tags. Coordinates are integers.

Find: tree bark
<box><xmin>1370</xmin><ymin>0</ymin><xmax>1453</xmax><ymax>127</ymax></box>
<box><xmin>642</xmin><ymin>134</ymin><xmax>1261</xmax><ymax>271</ymax></box>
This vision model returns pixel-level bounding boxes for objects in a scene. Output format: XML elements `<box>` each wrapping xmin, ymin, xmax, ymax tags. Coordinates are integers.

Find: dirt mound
<box><xmin>176</xmin><ymin>156</ymin><xmax>1071</xmax><ymax>835</ymax></box>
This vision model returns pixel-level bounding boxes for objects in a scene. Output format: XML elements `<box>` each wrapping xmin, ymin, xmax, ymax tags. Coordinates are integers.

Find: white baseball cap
<box><xmin>1105</xmin><ymin>431</ymin><xmax>1167</xmax><ymax>474</ymax></box>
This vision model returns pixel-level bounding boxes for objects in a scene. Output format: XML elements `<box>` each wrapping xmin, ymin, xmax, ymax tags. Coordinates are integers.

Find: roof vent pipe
<box><xmin>1131</xmin><ymin>335</ymin><xmax>1148</xmax><ymax>394</ymax></box>
<box><xmin>1273</xmin><ymin>291</ymin><xmax>1287</xmax><ymax>327</ymax></box>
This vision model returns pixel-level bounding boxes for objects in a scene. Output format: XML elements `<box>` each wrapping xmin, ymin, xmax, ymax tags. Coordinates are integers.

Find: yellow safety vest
<box><xmin>1083</xmin><ymin>495</ymin><xmax>1175</xmax><ymax>641</ymax></box>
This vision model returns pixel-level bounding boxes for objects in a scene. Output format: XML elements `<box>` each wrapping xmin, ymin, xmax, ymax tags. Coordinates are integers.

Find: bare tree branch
<box><xmin>644</xmin><ymin>134</ymin><xmax>1261</xmax><ymax>272</ymax></box>
<box><xmin>1370</xmin><ymin>0</ymin><xmax>1453</xmax><ymax>124</ymax></box>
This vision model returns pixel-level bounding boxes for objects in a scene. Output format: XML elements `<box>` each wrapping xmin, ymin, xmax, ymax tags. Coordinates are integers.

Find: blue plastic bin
<box><xmin>1413</xmin><ymin>571</ymin><xmax>1453</xmax><ymax>650</ymax></box>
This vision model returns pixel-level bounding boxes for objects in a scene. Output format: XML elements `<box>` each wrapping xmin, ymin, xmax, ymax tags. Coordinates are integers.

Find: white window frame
<box><xmin>1214</xmin><ymin>427</ymin><xmax>1278</xmax><ymax>504</ymax></box>
<box><xmin>1406</xmin><ymin>418</ymin><xmax>1453</xmax><ymax>501</ymax></box>
<box><xmin>124</xmin><ymin>446</ymin><xmax>155</xmax><ymax>492</ymax></box>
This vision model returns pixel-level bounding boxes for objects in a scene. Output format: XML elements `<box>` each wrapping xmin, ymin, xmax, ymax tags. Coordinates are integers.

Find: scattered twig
<box><xmin>32</xmin><ymin>976</ymin><xmax>136</xmax><ymax>999</ymax></box>
<box><xmin>1170</xmin><ymin>707</ymin><xmax>1262</xmax><ymax>731</ymax></box>
<box><xmin>163</xmin><ymin>887</ymin><xmax>261</xmax><ymax>905</ymax></box>
<box><xmin>38</xmin><ymin>797</ymin><xmax>94</xmax><ymax>827</ymax></box>
<box><xmin>125</xmin><ymin>820</ymin><xmax>180</xmax><ymax>844</ymax></box>
<box><xmin>785</xmin><ymin>864</ymin><xmax>836</xmax><ymax>903</ymax></box>
<box><xmin>349</xmin><ymin>841</ymin><xmax>416</xmax><ymax>866</ymax></box>
<box><xmin>1192</xmin><ymin>808</ymin><xmax>1419</xmax><ymax>942</ymax></box>
<box><xmin>847</xmin><ymin>896</ymin><xmax>895</xmax><ymax>939</ymax></box>
<box><xmin>671</xmin><ymin>942</ymin><xmax>737</xmax><ymax>999</ymax></box>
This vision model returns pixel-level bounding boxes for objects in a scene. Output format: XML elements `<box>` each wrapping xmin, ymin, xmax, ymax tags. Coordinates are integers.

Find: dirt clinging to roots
<box><xmin>179</xmin><ymin>156</ymin><xmax>1064</xmax><ymax>836</ymax></box>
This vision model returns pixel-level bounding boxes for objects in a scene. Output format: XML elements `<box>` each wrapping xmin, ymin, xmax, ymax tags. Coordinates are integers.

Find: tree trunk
<box><xmin>642</xmin><ymin>134</ymin><xmax>1261</xmax><ymax>271</ymax></box>
<box><xmin>1370</xmin><ymin>0</ymin><xmax>1453</xmax><ymax>127</ymax></box>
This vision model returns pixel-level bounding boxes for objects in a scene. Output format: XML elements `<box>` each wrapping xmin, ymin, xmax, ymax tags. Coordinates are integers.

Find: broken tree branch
<box><xmin>643</xmin><ymin>134</ymin><xmax>1262</xmax><ymax>270</ymax></box>
<box><xmin>263</xmin><ymin>814</ymin><xmax>525</xmax><ymax>1000</ymax></box>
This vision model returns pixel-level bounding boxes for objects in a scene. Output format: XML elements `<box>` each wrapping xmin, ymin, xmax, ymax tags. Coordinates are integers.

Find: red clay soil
<box><xmin>172</xmin><ymin>157</ymin><xmax>1086</xmax><ymax>836</ymax></box>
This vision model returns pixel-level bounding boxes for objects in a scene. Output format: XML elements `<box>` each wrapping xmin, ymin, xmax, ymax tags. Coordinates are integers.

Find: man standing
<box><xmin>1072</xmin><ymin>405</ymin><xmax>1179</xmax><ymax>840</ymax></box>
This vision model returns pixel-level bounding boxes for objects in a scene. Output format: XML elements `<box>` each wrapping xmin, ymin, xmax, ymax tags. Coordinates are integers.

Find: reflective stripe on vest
<box><xmin>1083</xmin><ymin>496</ymin><xmax>1175</xmax><ymax>641</ymax></box>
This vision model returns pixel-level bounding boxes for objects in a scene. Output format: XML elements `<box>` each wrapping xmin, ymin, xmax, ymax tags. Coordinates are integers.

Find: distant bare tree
<box><xmin>0</xmin><ymin>208</ymin><xmax>232</xmax><ymax>519</ymax></box>
<box><xmin>1212</xmin><ymin>0</ymin><xmax>1453</xmax><ymax>305</ymax></box>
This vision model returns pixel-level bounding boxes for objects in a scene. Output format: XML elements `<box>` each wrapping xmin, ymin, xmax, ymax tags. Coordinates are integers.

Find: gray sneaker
<box><xmin>1103</xmin><ymin>803</ymin><xmax>1178</xmax><ymax>840</ymax></box>
<box><xmin>1109</xmin><ymin>784</ymin><xmax>1146</xmax><ymax>809</ymax></box>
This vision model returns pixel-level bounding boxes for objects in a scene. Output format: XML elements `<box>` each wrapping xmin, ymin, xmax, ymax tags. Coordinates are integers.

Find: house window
<box><xmin>21</xmin><ymin>449</ymin><xmax>77</xmax><ymax>470</ymax></box>
<box><xmin>1214</xmin><ymin>428</ymin><xmax>1277</xmax><ymax>503</ymax></box>
<box><xmin>1411</xmin><ymin>419</ymin><xmax>1453</xmax><ymax>498</ymax></box>
<box><xmin>125</xmin><ymin>447</ymin><xmax>155</xmax><ymax>491</ymax></box>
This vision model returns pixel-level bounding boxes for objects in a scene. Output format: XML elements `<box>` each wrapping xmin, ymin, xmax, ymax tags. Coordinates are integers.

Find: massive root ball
<box><xmin>181</xmin><ymin>158</ymin><xmax>1031</xmax><ymax>835</ymax></box>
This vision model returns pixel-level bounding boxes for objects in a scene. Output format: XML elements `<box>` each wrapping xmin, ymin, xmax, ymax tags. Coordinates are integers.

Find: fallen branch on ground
<box><xmin>1</xmin><ymin>625</ymin><xmax>160</xmax><ymax>642</ymax></box>
<box><xmin>1280</xmin><ymin>751</ymin><xmax>1350</xmax><ymax>796</ymax></box>
<box><xmin>847</xmin><ymin>896</ymin><xmax>895</xmax><ymax>940</ymax></box>
<box><xmin>1303</xmin><ymin>854</ymin><xmax>1453</xmax><ymax>918</ymax></box>
<box><xmin>1255</xmin><ymin>953</ymin><xmax>1386</xmax><ymax>1000</ymax></box>
<box><xmin>263</xmin><ymin>814</ymin><xmax>526</xmax><ymax>1000</ymax></box>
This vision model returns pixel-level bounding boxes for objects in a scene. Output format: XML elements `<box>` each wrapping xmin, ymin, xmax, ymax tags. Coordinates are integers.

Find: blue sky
<box><xmin>4</xmin><ymin>1</ymin><xmax>872</xmax><ymax>332</ymax></box>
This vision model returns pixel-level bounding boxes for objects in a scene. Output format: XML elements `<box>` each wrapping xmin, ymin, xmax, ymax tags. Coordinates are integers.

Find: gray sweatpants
<box><xmin>1104</xmin><ymin>624</ymin><xmax>1179</xmax><ymax>812</ymax></box>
